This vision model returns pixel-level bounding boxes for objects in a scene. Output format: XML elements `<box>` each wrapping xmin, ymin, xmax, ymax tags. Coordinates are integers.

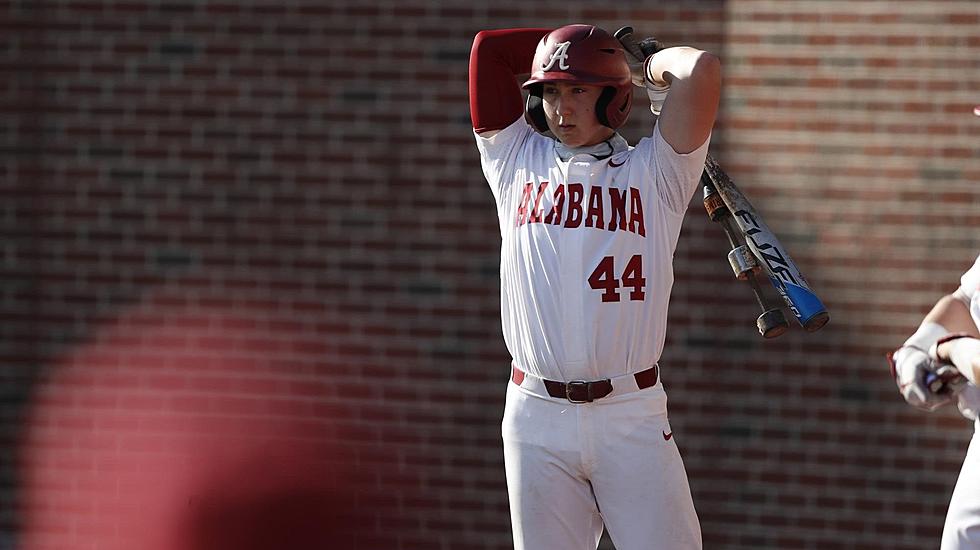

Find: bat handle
<box><xmin>613</xmin><ymin>26</ymin><xmax>646</xmax><ymax>60</ymax></box>
<box><xmin>614</xmin><ymin>26</ymin><xmax>661</xmax><ymax>59</ymax></box>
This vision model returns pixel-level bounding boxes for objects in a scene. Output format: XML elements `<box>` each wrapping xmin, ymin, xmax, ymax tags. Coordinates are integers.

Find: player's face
<box><xmin>542</xmin><ymin>82</ymin><xmax>615</xmax><ymax>147</ymax></box>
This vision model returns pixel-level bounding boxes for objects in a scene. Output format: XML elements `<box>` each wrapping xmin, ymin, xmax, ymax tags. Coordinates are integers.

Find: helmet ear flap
<box><xmin>594</xmin><ymin>86</ymin><xmax>615</xmax><ymax>128</ymax></box>
<box><xmin>595</xmin><ymin>86</ymin><xmax>632</xmax><ymax>129</ymax></box>
<box><xmin>525</xmin><ymin>85</ymin><xmax>549</xmax><ymax>133</ymax></box>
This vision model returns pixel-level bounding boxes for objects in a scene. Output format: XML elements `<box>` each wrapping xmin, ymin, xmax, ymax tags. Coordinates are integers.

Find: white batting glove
<box><xmin>931</xmin><ymin>335</ymin><xmax>980</xmax><ymax>385</ymax></box>
<box><xmin>935</xmin><ymin>334</ymin><xmax>980</xmax><ymax>421</ymax></box>
<box><xmin>619</xmin><ymin>37</ymin><xmax>670</xmax><ymax>115</ymax></box>
<box><xmin>641</xmin><ymin>55</ymin><xmax>670</xmax><ymax>115</ymax></box>
<box><xmin>891</xmin><ymin>346</ymin><xmax>955</xmax><ymax>412</ymax></box>
<box><xmin>646</xmin><ymin>87</ymin><xmax>669</xmax><ymax>116</ymax></box>
<box><xmin>890</xmin><ymin>322</ymin><xmax>956</xmax><ymax>412</ymax></box>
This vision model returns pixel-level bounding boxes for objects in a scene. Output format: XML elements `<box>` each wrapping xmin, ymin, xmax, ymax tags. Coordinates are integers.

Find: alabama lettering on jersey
<box><xmin>475</xmin><ymin>116</ymin><xmax>709</xmax><ymax>382</ymax></box>
<box><xmin>513</xmin><ymin>181</ymin><xmax>646</xmax><ymax>236</ymax></box>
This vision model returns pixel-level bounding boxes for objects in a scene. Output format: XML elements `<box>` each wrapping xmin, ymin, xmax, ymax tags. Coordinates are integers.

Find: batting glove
<box><xmin>643</xmin><ymin>68</ymin><xmax>670</xmax><ymax>115</ymax></box>
<box><xmin>890</xmin><ymin>346</ymin><xmax>955</xmax><ymax>412</ymax></box>
<box><xmin>621</xmin><ymin>46</ymin><xmax>647</xmax><ymax>88</ymax></box>
<box><xmin>617</xmin><ymin>33</ymin><xmax>670</xmax><ymax>115</ymax></box>
<box><xmin>930</xmin><ymin>334</ymin><xmax>980</xmax><ymax>385</ymax></box>
<box><xmin>889</xmin><ymin>322</ymin><xmax>957</xmax><ymax>412</ymax></box>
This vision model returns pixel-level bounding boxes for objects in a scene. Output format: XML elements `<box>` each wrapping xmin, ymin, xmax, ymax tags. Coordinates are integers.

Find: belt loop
<box><xmin>633</xmin><ymin>364</ymin><xmax>659</xmax><ymax>389</ymax></box>
<box><xmin>511</xmin><ymin>365</ymin><xmax>525</xmax><ymax>386</ymax></box>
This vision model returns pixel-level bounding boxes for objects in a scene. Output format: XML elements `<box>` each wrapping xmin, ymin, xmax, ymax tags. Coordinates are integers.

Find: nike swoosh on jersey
<box><xmin>608</xmin><ymin>157</ymin><xmax>626</xmax><ymax>167</ymax></box>
<box><xmin>663</xmin><ymin>431</ymin><xmax>673</xmax><ymax>441</ymax></box>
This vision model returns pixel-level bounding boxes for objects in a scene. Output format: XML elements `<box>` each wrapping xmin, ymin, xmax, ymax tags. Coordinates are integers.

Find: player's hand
<box><xmin>926</xmin><ymin>364</ymin><xmax>970</xmax><ymax>395</ymax></box>
<box><xmin>932</xmin><ymin>335</ymin><xmax>980</xmax><ymax>385</ymax></box>
<box><xmin>618</xmin><ymin>36</ymin><xmax>648</xmax><ymax>88</ymax></box>
<box><xmin>615</xmin><ymin>28</ymin><xmax>670</xmax><ymax>115</ymax></box>
<box><xmin>889</xmin><ymin>345</ymin><xmax>956</xmax><ymax>412</ymax></box>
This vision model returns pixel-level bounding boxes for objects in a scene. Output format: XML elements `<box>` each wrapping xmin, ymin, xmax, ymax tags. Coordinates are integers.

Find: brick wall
<box><xmin>2</xmin><ymin>1</ymin><xmax>978</xmax><ymax>549</ymax></box>
<box><xmin>671</xmin><ymin>2</ymin><xmax>979</xmax><ymax>548</ymax></box>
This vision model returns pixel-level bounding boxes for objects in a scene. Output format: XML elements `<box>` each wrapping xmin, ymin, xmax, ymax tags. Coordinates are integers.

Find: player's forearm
<box><xmin>644</xmin><ymin>46</ymin><xmax>719</xmax><ymax>88</ymax></box>
<box><xmin>468</xmin><ymin>28</ymin><xmax>550</xmax><ymax>133</ymax></box>
<box><xmin>646</xmin><ymin>47</ymin><xmax>721</xmax><ymax>154</ymax></box>
<box><xmin>922</xmin><ymin>294</ymin><xmax>978</xmax><ymax>336</ymax></box>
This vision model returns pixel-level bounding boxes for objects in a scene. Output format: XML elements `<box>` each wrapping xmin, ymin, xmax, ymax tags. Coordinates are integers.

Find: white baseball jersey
<box><xmin>954</xmin><ymin>253</ymin><xmax>980</xmax><ymax>421</ymax></box>
<box><xmin>479</xmin><ymin>114</ymin><xmax>710</xmax><ymax>550</ymax></box>
<box><xmin>940</xmin><ymin>253</ymin><xmax>980</xmax><ymax>550</ymax></box>
<box><xmin>959</xmin><ymin>253</ymin><xmax>980</xmax><ymax>334</ymax></box>
<box><xmin>475</xmin><ymin>116</ymin><xmax>709</xmax><ymax>383</ymax></box>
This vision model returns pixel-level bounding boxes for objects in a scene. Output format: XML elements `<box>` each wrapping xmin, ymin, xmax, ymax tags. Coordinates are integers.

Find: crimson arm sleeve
<box><xmin>468</xmin><ymin>28</ymin><xmax>550</xmax><ymax>133</ymax></box>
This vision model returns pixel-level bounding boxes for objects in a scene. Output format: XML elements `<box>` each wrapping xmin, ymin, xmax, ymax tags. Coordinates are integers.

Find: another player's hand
<box><xmin>936</xmin><ymin>337</ymin><xmax>980</xmax><ymax>421</ymax></box>
<box><xmin>889</xmin><ymin>345</ymin><xmax>957</xmax><ymax>412</ymax></box>
<box><xmin>932</xmin><ymin>335</ymin><xmax>980</xmax><ymax>385</ymax></box>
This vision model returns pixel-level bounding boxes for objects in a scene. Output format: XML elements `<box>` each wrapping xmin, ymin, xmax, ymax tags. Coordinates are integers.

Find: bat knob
<box><xmin>757</xmin><ymin>309</ymin><xmax>789</xmax><ymax>339</ymax></box>
<box><xmin>613</xmin><ymin>26</ymin><xmax>634</xmax><ymax>39</ymax></box>
<box><xmin>802</xmin><ymin>311</ymin><xmax>830</xmax><ymax>332</ymax></box>
<box><xmin>728</xmin><ymin>245</ymin><xmax>761</xmax><ymax>281</ymax></box>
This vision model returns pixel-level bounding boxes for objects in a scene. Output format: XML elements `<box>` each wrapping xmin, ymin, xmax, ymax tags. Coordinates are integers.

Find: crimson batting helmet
<box><xmin>523</xmin><ymin>24</ymin><xmax>633</xmax><ymax>133</ymax></box>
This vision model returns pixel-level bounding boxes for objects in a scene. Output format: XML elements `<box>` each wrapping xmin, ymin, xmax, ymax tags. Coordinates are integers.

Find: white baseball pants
<box><xmin>502</xmin><ymin>379</ymin><xmax>701</xmax><ymax>550</ymax></box>
<box><xmin>941</xmin><ymin>419</ymin><xmax>980</xmax><ymax>549</ymax></box>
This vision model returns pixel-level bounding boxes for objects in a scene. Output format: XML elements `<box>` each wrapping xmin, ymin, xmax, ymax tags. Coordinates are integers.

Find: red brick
<box><xmin>7</xmin><ymin>4</ymin><xmax>980</xmax><ymax>550</ymax></box>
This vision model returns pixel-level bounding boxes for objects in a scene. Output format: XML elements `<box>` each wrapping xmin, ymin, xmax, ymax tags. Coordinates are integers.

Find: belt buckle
<box><xmin>565</xmin><ymin>380</ymin><xmax>592</xmax><ymax>403</ymax></box>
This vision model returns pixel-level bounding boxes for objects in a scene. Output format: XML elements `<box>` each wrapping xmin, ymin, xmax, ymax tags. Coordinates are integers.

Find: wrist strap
<box><xmin>643</xmin><ymin>55</ymin><xmax>670</xmax><ymax>91</ymax></box>
<box><xmin>935</xmin><ymin>333</ymin><xmax>973</xmax><ymax>347</ymax></box>
<box><xmin>931</xmin><ymin>332</ymin><xmax>973</xmax><ymax>361</ymax></box>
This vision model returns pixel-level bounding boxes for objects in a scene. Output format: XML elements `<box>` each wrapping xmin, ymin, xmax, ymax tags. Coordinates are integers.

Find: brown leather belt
<box><xmin>511</xmin><ymin>365</ymin><xmax>659</xmax><ymax>403</ymax></box>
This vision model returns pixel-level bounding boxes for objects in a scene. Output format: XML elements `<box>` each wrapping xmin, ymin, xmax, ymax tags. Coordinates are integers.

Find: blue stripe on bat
<box><xmin>772</xmin><ymin>278</ymin><xmax>827</xmax><ymax>324</ymax></box>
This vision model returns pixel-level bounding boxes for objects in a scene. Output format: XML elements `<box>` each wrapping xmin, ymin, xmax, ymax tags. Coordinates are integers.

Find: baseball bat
<box><xmin>615</xmin><ymin>26</ymin><xmax>830</xmax><ymax>336</ymax></box>
<box><xmin>702</xmin><ymin>157</ymin><xmax>830</xmax><ymax>333</ymax></box>
<box><xmin>701</xmin><ymin>172</ymin><xmax>792</xmax><ymax>337</ymax></box>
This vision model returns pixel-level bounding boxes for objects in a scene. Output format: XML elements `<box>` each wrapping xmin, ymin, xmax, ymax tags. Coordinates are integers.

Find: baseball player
<box><xmin>468</xmin><ymin>24</ymin><xmax>720</xmax><ymax>549</ymax></box>
<box><xmin>890</xmin><ymin>253</ymin><xmax>980</xmax><ymax>549</ymax></box>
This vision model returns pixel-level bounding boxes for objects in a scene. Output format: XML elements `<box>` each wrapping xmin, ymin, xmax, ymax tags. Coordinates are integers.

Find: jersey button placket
<box><xmin>578</xmin><ymin>397</ymin><xmax>599</xmax><ymax>478</ymax></box>
<box><xmin>563</xmin><ymin>159</ymin><xmax>589</xmax><ymax>370</ymax></box>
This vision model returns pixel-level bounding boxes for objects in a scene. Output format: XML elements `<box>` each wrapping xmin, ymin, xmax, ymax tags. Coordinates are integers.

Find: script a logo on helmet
<box><xmin>541</xmin><ymin>41</ymin><xmax>572</xmax><ymax>71</ymax></box>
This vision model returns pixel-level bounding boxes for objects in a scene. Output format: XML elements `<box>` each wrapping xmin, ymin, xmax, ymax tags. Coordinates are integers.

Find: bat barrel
<box><xmin>702</xmin><ymin>156</ymin><xmax>831</xmax><ymax>336</ymax></box>
<box><xmin>777</xmin><ymin>279</ymin><xmax>829</xmax><ymax>331</ymax></box>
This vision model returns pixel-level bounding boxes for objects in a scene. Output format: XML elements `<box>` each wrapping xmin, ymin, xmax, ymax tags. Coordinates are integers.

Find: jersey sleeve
<box><xmin>957</xmin><ymin>254</ymin><xmax>980</xmax><ymax>299</ymax></box>
<box><xmin>473</xmin><ymin>117</ymin><xmax>535</xmax><ymax>207</ymax></box>
<box><xmin>468</xmin><ymin>28</ymin><xmax>550</xmax><ymax>133</ymax></box>
<box><xmin>632</xmin><ymin>123</ymin><xmax>710</xmax><ymax>215</ymax></box>
<box><xmin>955</xmin><ymin>254</ymin><xmax>980</xmax><ymax>320</ymax></box>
